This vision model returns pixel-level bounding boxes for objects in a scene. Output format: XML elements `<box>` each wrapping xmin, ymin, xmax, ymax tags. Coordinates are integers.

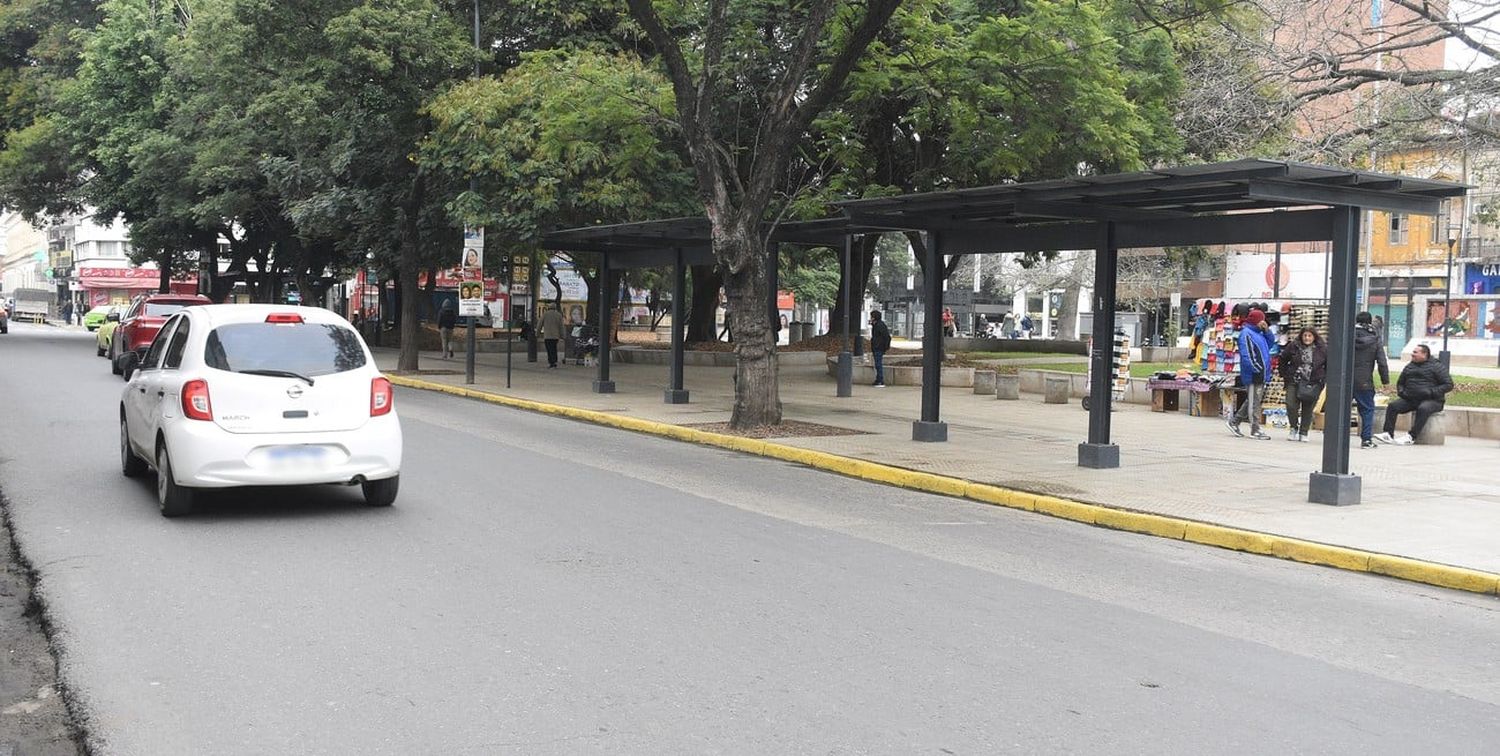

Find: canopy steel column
<box><xmin>913</xmin><ymin>230</ymin><xmax>948</xmax><ymax>442</ymax></box>
<box><xmin>836</xmin><ymin>235</ymin><xmax>854</xmax><ymax>398</ymax></box>
<box><xmin>593</xmin><ymin>256</ymin><xmax>616</xmax><ymax>394</ymax></box>
<box><xmin>1079</xmin><ymin>222</ymin><xmax>1120</xmax><ymax>468</ymax></box>
<box><xmin>1310</xmin><ymin>206</ymin><xmax>1361</xmax><ymax>505</ymax></box>
<box><xmin>665</xmin><ymin>247</ymin><xmax>689</xmax><ymax>403</ymax></box>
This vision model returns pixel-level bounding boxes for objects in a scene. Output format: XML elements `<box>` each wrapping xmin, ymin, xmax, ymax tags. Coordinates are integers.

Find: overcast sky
<box><xmin>1445</xmin><ymin>1</ymin><xmax>1500</xmax><ymax>70</ymax></box>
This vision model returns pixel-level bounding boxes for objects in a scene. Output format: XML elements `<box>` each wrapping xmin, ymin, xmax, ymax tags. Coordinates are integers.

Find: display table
<box><xmin>1145</xmin><ymin>378</ymin><xmax>1215</xmax><ymax>413</ymax></box>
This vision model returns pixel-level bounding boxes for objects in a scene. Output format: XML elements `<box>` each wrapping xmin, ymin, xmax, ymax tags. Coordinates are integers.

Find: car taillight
<box><xmin>266</xmin><ymin>313</ymin><xmax>303</xmax><ymax>323</ymax></box>
<box><xmin>182</xmin><ymin>379</ymin><xmax>213</xmax><ymax>421</ymax></box>
<box><xmin>371</xmin><ymin>377</ymin><xmax>393</xmax><ymax>417</ymax></box>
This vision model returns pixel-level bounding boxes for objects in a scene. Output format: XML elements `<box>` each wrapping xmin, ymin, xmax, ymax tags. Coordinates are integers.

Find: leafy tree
<box><xmin>625</xmin><ymin>0</ymin><xmax>904</xmax><ymax>428</ymax></box>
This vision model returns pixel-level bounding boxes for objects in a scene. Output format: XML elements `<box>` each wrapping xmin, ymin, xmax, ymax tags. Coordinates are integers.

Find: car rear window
<box><xmin>204</xmin><ymin>322</ymin><xmax>367</xmax><ymax>376</ymax></box>
<box><xmin>144</xmin><ymin>303</ymin><xmax>190</xmax><ymax>317</ymax></box>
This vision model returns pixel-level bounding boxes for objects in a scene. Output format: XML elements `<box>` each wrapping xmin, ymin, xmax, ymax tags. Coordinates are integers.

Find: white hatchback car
<box><xmin>120</xmin><ymin>304</ymin><xmax>402</xmax><ymax>516</ymax></box>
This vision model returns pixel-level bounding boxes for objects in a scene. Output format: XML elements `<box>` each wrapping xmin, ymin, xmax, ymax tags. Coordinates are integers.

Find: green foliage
<box><xmin>780</xmin><ymin>246</ymin><xmax>842</xmax><ymax>308</ymax></box>
<box><xmin>421</xmin><ymin>49</ymin><xmax>695</xmax><ymax>246</ymax></box>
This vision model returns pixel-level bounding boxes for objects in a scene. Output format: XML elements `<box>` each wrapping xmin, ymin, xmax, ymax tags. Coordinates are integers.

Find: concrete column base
<box><xmin>912</xmin><ymin>420</ymin><xmax>948</xmax><ymax>442</ymax></box>
<box><xmin>1077</xmin><ymin>443</ymin><xmax>1120</xmax><ymax>469</ymax></box>
<box><xmin>592</xmin><ymin>380</ymin><xmax>616</xmax><ymax>394</ymax></box>
<box><xmin>1309</xmin><ymin>472</ymin><xmax>1361</xmax><ymax>506</ymax></box>
<box><xmin>663</xmin><ymin>389</ymin><xmax>690</xmax><ymax>404</ymax></box>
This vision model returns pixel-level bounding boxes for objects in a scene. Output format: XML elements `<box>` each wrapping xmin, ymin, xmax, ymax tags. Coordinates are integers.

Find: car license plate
<box><xmin>266</xmin><ymin>445</ymin><xmax>329</xmax><ymax>469</ymax></box>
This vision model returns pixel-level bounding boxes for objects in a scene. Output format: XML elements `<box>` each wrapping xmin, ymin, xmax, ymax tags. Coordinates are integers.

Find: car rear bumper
<box><xmin>163</xmin><ymin>414</ymin><xmax>402</xmax><ymax>488</ymax></box>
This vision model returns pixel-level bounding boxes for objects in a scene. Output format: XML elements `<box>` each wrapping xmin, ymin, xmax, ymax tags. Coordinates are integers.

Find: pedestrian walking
<box><xmin>1352</xmin><ymin>311</ymin><xmax>1390</xmax><ymax>449</ymax></box>
<box><xmin>437</xmin><ymin>300</ymin><xmax>457</xmax><ymax>358</ymax></box>
<box><xmin>1020</xmin><ymin>313</ymin><xmax>1034</xmax><ymax>339</ymax></box>
<box><xmin>869</xmin><ymin>310</ymin><xmax>891</xmax><ymax>387</ymax></box>
<box><xmin>941</xmin><ymin>307</ymin><xmax>956</xmax><ymax>337</ymax></box>
<box><xmin>1279</xmin><ymin>327</ymin><xmax>1327</xmax><ymax>442</ymax></box>
<box><xmin>62</xmin><ymin>300</ymin><xmax>74</xmax><ymax>326</ymax></box>
<box><xmin>1227</xmin><ymin>308</ymin><xmax>1273</xmax><ymax>439</ymax></box>
<box><xmin>1002</xmin><ymin>311</ymin><xmax>1016</xmax><ymax>339</ymax></box>
<box><xmin>1373</xmin><ymin>344</ymin><xmax>1453</xmax><ymax>445</ymax></box>
<box><xmin>540</xmin><ymin>304</ymin><xmax>564</xmax><ymax>368</ymax></box>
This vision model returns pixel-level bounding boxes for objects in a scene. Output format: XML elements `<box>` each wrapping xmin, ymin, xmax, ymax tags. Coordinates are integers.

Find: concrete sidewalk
<box><xmin>376</xmin><ymin>348</ymin><xmax>1500</xmax><ymax>577</ymax></box>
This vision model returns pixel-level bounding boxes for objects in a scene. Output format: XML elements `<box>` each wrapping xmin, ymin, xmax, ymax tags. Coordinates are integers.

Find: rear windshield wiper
<box><xmin>237</xmin><ymin>369</ymin><xmax>315</xmax><ymax>386</ymax></box>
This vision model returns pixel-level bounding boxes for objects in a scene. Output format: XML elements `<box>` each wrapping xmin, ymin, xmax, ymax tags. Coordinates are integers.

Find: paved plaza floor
<box><xmin>377</xmin><ymin>346</ymin><xmax>1500</xmax><ymax>575</ymax></box>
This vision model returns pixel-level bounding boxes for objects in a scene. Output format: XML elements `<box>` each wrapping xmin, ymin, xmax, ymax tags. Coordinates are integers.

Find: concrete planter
<box><xmin>616</xmin><ymin>347</ymin><xmax>825</xmax><ymax>367</ymax></box>
<box><xmin>825</xmin><ymin>358</ymin><xmax>975</xmax><ymax>387</ymax></box>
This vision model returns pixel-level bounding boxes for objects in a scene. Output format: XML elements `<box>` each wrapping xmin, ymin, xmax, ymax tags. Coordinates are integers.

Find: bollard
<box><xmin>996</xmin><ymin>373</ymin><xmax>1020</xmax><ymax>400</ymax></box>
<box><xmin>1044</xmin><ymin>375</ymin><xmax>1070</xmax><ymax>404</ymax></box>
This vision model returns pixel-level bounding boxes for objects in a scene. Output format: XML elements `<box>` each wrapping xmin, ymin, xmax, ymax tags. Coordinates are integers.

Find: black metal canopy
<box><xmin>536</xmin><ymin>159</ymin><xmax>1469</xmax><ymax>507</ymax></box>
<box><xmin>542</xmin><ymin>159</ymin><xmax>1466</xmax><ymax>261</ymax></box>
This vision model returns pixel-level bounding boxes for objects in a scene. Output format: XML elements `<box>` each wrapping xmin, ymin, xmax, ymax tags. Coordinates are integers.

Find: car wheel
<box><xmin>361</xmin><ymin>475</ymin><xmax>399</xmax><ymax>507</ymax></box>
<box><xmin>97</xmin><ymin>341</ymin><xmax>106</xmax><ymax>357</ymax></box>
<box><xmin>120</xmin><ymin>417</ymin><xmax>147</xmax><ymax>478</ymax></box>
<box><xmin>110</xmin><ymin>343</ymin><xmax>122</xmax><ymax>375</ymax></box>
<box><xmin>156</xmin><ymin>444</ymin><xmax>195</xmax><ymax>517</ymax></box>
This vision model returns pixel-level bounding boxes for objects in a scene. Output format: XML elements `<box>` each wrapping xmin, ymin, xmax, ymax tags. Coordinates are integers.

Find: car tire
<box><xmin>361</xmin><ymin>475</ymin><xmax>399</xmax><ymax>507</ymax></box>
<box><xmin>156</xmin><ymin>444</ymin><xmax>195</xmax><ymax>517</ymax></box>
<box><xmin>120</xmin><ymin>417</ymin><xmax>147</xmax><ymax>478</ymax></box>
<box><xmin>110</xmin><ymin>346</ymin><xmax>122</xmax><ymax>375</ymax></box>
<box><xmin>97</xmin><ymin>342</ymin><xmax>106</xmax><ymax>357</ymax></box>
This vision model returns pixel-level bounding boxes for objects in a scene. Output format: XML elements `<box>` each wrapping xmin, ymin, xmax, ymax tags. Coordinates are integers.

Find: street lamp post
<box><xmin>1441</xmin><ymin>236</ymin><xmax>1455</xmax><ymax>367</ymax></box>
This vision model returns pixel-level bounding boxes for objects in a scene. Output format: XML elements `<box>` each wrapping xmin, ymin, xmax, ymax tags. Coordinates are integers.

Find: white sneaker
<box><xmin>1297</xmin><ymin>433</ymin><xmax>1309</xmax><ymax>443</ymax></box>
<box><xmin>1372</xmin><ymin>432</ymin><xmax>1395</xmax><ymax>445</ymax></box>
<box><xmin>1394</xmin><ymin>434</ymin><xmax>1415</xmax><ymax>446</ymax></box>
<box><xmin>1288</xmin><ymin>430</ymin><xmax>1299</xmax><ymax>441</ymax></box>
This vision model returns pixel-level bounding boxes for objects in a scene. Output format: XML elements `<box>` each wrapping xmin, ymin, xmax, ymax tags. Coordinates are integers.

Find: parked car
<box><xmin>96</xmin><ymin>308</ymin><xmax>123</xmax><ymax>356</ymax></box>
<box><xmin>119</xmin><ymin>304</ymin><xmax>402</xmax><ymax>516</ymax></box>
<box><xmin>109</xmin><ymin>293</ymin><xmax>212</xmax><ymax>376</ymax></box>
<box><xmin>82</xmin><ymin>305</ymin><xmax>117</xmax><ymax>331</ymax></box>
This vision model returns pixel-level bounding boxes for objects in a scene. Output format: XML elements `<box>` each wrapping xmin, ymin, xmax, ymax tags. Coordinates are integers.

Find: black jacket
<box><xmin>1397</xmin><ymin>358</ymin><xmax>1454</xmax><ymax>405</ymax></box>
<box><xmin>1279</xmin><ymin>341</ymin><xmax>1327</xmax><ymax>386</ymax></box>
<box><xmin>870</xmin><ymin>319</ymin><xmax>892</xmax><ymax>352</ymax></box>
<box><xmin>1351</xmin><ymin>324</ymin><xmax>1389</xmax><ymax>392</ymax></box>
<box><xmin>438</xmin><ymin>308</ymin><xmax>457</xmax><ymax>329</ymax></box>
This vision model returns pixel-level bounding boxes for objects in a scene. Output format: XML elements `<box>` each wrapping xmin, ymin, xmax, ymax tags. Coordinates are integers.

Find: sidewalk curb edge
<box><xmin>388</xmin><ymin>375</ymin><xmax>1500</xmax><ymax>597</ymax></box>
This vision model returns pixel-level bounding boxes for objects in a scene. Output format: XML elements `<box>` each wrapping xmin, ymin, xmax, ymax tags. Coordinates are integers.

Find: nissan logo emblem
<box><xmin>286</xmin><ymin>385</ymin><xmax>304</xmax><ymax>399</ymax></box>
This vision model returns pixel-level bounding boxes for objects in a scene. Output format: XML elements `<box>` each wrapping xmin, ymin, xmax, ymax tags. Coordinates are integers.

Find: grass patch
<box><xmin>958</xmin><ymin>351</ymin><xmax>1084</xmax><ymax>361</ymax></box>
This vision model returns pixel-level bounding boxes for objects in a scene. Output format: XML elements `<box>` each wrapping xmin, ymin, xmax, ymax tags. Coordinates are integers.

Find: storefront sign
<box><xmin>1224</xmin><ymin>253</ymin><xmax>1328</xmax><ymax>299</ymax></box>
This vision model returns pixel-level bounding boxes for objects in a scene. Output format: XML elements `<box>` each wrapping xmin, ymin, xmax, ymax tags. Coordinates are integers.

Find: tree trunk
<box><xmin>157</xmin><ymin>253</ymin><xmax>171</xmax><ymax>294</ymax></box>
<box><xmin>397</xmin><ymin>171</ymin><xmax>427</xmax><ymax>372</ymax></box>
<box><xmin>720</xmin><ymin>223</ymin><xmax>781</xmax><ymax>428</ymax></box>
<box><xmin>686</xmin><ymin>264</ymin><xmax>721</xmax><ymax>342</ymax></box>
<box><xmin>827</xmin><ymin>234</ymin><xmax>879</xmax><ymax>336</ymax></box>
<box><xmin>1057</xmin><ymin>252</ymin><xmax>1093</xmax><ymax>340</ymax></box>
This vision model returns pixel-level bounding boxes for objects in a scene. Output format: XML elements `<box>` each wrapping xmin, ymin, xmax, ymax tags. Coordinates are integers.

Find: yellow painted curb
<box><xmin>389</xmin><ymin>374</ymin><xmax>1500</xmax><ymax>597</ymax></box>
<box><xmin>1367</xmin><ymin>555</ymin><xmax>1500</xmax><ymax>595</ymax></box>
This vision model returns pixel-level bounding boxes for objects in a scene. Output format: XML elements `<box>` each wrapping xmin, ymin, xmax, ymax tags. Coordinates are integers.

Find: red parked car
<box><xmin>109</xmin><ymin>293</ymin><xmax>213</xmax><ymax>376</ymax></box>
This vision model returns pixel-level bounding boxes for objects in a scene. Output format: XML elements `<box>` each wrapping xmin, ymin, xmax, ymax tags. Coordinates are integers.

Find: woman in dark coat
<box><xmin>1279</xmin><ymin>327</ymin><xmax>1328</xmax><ymax>442</ymax></box>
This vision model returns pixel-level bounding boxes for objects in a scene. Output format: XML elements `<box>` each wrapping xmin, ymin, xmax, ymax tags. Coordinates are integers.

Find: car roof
<box><xmin>180</xmin><ymin>304</ymin><xmax>354</xmax><ymax>330</ymax></box>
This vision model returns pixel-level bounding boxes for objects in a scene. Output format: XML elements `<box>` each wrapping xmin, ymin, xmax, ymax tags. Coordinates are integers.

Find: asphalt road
<box><xmin>2</xmin><ymin>321</ymin><xmax>1498</xmax><ymax>755</ymax></box>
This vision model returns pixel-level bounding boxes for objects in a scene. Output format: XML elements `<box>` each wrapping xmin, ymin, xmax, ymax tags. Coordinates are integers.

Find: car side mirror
<box><xmin>106</xmin><ymin>312</ymin><xmax>120</xmax><ymax>322</ymax></box>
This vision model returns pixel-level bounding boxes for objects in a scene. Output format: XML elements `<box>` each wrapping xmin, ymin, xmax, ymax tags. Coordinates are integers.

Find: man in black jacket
<box><xmin>1352</xmin><ymin>312</ymin><xmax>1390</xmax><ymax>449</ymax></box>
<box><xmin>869</xmin><ymin>310</ymin><xmax>892</xmax><ymax>387</ymax></box>
<box><xmin>1375</xmin><ymin>344</ymin><xmax>1454</xmax><ymax>445</ymax></box>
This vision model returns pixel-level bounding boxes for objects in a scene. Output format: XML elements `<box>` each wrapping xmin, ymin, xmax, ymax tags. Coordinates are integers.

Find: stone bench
<box><xmin>1415</xmin><ymin>412</ymin><xmax>1446</xmax><ymax>446</ymax></box>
